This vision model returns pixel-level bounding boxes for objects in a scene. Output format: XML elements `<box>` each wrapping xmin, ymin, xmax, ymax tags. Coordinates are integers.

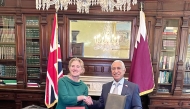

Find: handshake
<box><xmin>83</xmin><ymin>96</ymin><xmax>93</xmax><ymax>105</ymax></box>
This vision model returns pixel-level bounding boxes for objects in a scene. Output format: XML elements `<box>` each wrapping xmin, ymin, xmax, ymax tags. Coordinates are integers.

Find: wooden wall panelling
<box><xmin>61</xmin><ymin>14</ymin><xmax>69</xmax><ymax>75</ymax></box>
<box><xmin>62</xmin><ymin>14</ymin><xmax>69</xmax><ymax>64</ymax></box>
<box><xmin>184</xmin><ymin>1</ymin><xmax>190</xmax><ymax>17</ymax></box>
<box><xmin>58</xmin><ymin>13</ymin><xmax>65</xmax><ymax>74</ymax></box>
<box><xmin>87</xmin><ymin>66</ymin><xmax>95</xmax><ymax>74</ymax></box>
<box><xmin>144</xmin><ymin>1</ymin><xmax>157</xmax><ymax>11</ymax></box>
<box><xmin>130</xmin><ymin>17</ymin><xmax>137</xmax><ymax>61</ymax></box>
<box><xmin>156</xmin><ymin>0</ymin><xmax>184</xmax><ymax>17</ymax></box>
<box><xmin>184</xmin><ymin>1</ymin><xmax>190</xmax><ymax>11</ymax></box>
<box><xmin>15</xmin><ymin>99</ymin><xmax>22</xmax><ymax>109</ymax></box>
<box><xmin>95</xmin><ymin>66</ymin><xmax>102</xmax><ymax>72</ymax></box>
<box><xmin>181</xmin><ymin>100</ymin><xmax>190</xmax><ymax>108</ymax></box>
<box><xmin>174</xmin><ymin>16</ymin><xmax>189</xmax><ymax>95</ymax></box>
<box><xmin>0</xmin><ymin>100</ymin><xmax>15</xmax><ymax>109</ymax></box>
<box><xmin>20</xmin><ymin>0</ymin><xmax>36</xmax><ymax>8</ymax></box>
<box><xmin>146</xmin><ymin>17</ymin><xmax>156</xmax><ymax>60</ymax></box>
<box><xmin>103</xmin><ymin>66</ymin><xmax>111</xmax><ymax>73</ymax></box>
<box><xmin>16</xmin><ymin>0</ymin><xmax>21</xmax><ymax>7</ymax></box>
<box><xmin>15</xmin><ymin>89</ymin><xmax>45</xmax><ymax>108</ymax></box>
<box><xmin>3</xmin><ymin>0</ymin><xmax>17</xmax><ymax>7</ymax></box>
<box><xmin>60</xmin><ymin>14</ymin><xmax>68</xmax><ymax>64</ymax></box>
<box><xmin>151</xmin><ymin>16</ymin><xmax>162</xmax><ymax>94</ymax></box>
<box><xmin>124</xmin><ymin>63</ymin><xmax>131</xmax><ymax>77</ymax></box>
<box><xmin>0</xmin><ymin>89</ymin><xmax>16</xmax><ymax>109</ymax></box>
<box><xmin>16</xmin><ymin>13</ymin><xmax>25</xmax><ymax>88</ymax></box>
<box><xmin>161</xmin><ymin>0</ymin><xmax>184</xmax><ymax>11</ymax></box>
<box><xmin>40</xmin><ymin>13</ymin><xmax>48</xmax><ymax>89</ymax></box>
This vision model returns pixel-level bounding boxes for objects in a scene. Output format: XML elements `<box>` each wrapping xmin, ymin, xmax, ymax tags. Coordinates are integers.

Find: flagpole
<box><xmin>56</xmin><ymin>11</ymin><xmax>58</xmax><ymax>82</ymax></box>
<box><xmin>140</xmin><ymin>2</ymin><xmax>143</xmax><ymax>11</ymax></box>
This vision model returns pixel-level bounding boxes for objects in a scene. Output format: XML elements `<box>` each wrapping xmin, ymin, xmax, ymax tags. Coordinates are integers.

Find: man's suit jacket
<box><xmin>89</xmin><ymin>79</ymin><xmax>142</xmax><ymax>109</ymax></box>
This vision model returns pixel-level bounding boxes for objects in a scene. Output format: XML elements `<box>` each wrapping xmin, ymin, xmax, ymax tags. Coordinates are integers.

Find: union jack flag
<box><xmin>45</xmin><ymin>13</ymin><xmax>63</xmax><ymax>108</ymax></box>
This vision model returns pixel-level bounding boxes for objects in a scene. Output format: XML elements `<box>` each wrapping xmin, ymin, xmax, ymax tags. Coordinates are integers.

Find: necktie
<box><xmin>112</xmin><ymin>82</ymin><xmax>120</xmax><ymax>94</ymax></box>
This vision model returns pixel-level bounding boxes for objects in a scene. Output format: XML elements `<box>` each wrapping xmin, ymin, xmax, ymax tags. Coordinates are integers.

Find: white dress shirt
<box><xmin>110</xmin><ymin>77</ymin><xmax>124</xmax><ymax>95</ymax></box>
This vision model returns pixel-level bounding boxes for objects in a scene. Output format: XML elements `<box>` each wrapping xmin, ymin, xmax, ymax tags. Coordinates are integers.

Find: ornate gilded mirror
<box><xmin>65</xmin><ymin>15</ymin><xmax>136</xmax><ymax>60</ymax></box>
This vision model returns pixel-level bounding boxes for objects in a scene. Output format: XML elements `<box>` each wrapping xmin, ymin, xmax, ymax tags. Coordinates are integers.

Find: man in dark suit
<box><xmin>84</xmin><ymin>60</ymin><xmax>142</xmax><ymax>109</ymax></box>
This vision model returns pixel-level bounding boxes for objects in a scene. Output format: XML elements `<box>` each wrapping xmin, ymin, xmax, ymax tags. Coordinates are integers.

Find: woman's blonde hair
<box><xmin>68</xmin><ymin>57</ymin><xmax>85</xmax><ymax>74</ymax></box>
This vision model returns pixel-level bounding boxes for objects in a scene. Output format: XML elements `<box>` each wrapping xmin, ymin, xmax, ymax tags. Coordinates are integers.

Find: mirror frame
<box><xmin>61</xmin><ymin>14</ymin><xmax>137</xmax><ymax>76</ymax></box>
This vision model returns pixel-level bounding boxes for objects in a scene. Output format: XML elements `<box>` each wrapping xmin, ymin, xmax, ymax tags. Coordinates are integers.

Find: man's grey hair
<box><xmin>111</xmin><ymin>60</ymin><xmax>126</xmax><ymax>70</ymax></box>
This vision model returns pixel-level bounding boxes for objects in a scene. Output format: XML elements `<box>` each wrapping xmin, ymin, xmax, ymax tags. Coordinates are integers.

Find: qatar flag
<box><xmin>129</xmin><ymin>11</ymin><xmax>154</xmax><ymax>96</ymax></box>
